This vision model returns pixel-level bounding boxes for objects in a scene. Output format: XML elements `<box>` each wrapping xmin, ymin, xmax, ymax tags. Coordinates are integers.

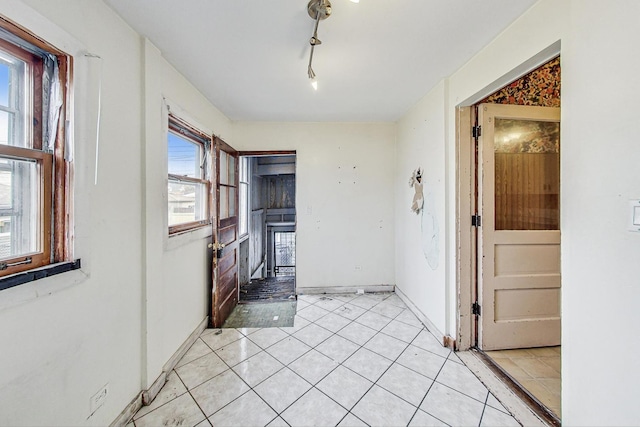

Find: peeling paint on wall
<box><xmin>410</xmin><ymin>167</ymin><xmax>439</xmax><ymax>270</ymax></box>
<box><xmin>409</xmin><ymin>168</ymin><xmax>424</xmax><ymax>214</ymax></box>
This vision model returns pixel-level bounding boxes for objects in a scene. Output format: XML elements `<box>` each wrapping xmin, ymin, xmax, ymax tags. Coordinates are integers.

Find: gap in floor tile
<box><xmin>222</xmin><ymin>301</ymin><xmax>297</xmax><ymax>328</ymax></box>
<box><xmin>486</xmin><ymin>346</ymin><xmax>561</xmax><ymax>419</ymax></box>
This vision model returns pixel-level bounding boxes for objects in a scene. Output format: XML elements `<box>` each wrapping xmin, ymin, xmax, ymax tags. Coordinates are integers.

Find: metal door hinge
<box><xmin>472</xmin><ymin>302</ymin><xmax>481</xmax><ymax>316</ymax></box>
<box><xmin>471</xmin><ymin>214</ymin><xmax>481</xmax><ymax>227</ymax></box>
<box><xmin>472</xmin><ymin>125</ymin><xmax>481</xmax><ymax>138</ymax></box>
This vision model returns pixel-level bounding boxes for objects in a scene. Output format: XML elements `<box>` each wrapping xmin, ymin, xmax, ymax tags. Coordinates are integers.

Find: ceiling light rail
<box><xmin>306</xmin><ymin>0</ymin><xmax>332</xmax><ymax>90</ymax></box>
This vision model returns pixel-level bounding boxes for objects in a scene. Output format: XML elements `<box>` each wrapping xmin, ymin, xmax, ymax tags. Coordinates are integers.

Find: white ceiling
<box><xmin>104</xmin><ymin>0</ymin><xmax>536</xmax><ymax>122</ymax></box>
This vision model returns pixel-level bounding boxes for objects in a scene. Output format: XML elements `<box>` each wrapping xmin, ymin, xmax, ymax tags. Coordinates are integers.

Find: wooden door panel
<box><xmin>219</xmin><ymin>224</ymin><xmax>237</xmax><ymax>245</ymax></box>
<box><xmin>218</xmin><ymin>248</ymin><xmax>237</xmax><ymax>278</ymax></box>
<box><xmin>479</xmin><ymin>103</ymin><xmax>561</xmax><ymax>350</ymax></box>
<box><xmin>211</xmin><ymin>138</ymin><xmax>239</xmax><ymax>328</ymax></box>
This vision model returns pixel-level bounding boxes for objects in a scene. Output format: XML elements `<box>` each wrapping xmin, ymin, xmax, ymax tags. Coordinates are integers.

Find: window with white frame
<box><xmin>0</xmin><ymin>18</ymin><xmax>70</xmax><ymax>280</ymax></box>
<box><xmin>239</xmin><ymin>157</ymin><xmax>249</xmax><ymax>237</ymax></box>
<box><xmin>167</xmin><ymin>115</ymin><xmax>211</xmax><ymax>234</ymax></box>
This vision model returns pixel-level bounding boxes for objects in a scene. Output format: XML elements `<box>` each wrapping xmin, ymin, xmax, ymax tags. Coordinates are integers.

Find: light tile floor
<box><xmin>486</xmin><ymin>347</ymin><xmax>561</xmax><ymax>418</ymax></box>
<box><xmin>131</xmin><ymin>293</ymin><xmax>521</xmax><ymax>427</ymax></box>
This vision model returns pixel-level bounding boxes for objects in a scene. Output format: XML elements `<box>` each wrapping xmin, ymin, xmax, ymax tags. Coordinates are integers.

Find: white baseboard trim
<box><xmin>162</xmin><ymin>316</ymin><xmax>209</xmax><ymax>375</ymax></box>
<box><xmin>109</xmin><ymin>392</ymin><xmax>142</xmax><ymax>427</ymax></box>
<box><xmin>112</xmin><ymin>316</ymin><xmax>208</xmax><ymax>426</ymax></box>
<box><xmin>394</xmin><ymin>285</ymin><xmax>445</xmax><ymax>341</ymax></box>
<box><xmin>297</xmin><ymin>285</ymin><xmax>395</xmax><ymax>295</ymax></box>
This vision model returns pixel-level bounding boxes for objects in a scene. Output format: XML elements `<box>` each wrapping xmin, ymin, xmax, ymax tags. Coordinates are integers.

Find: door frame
<box><xmin>237</xmin><ymin>149</ymin><xmax>297</xmax><ymax>284</ymax></box>
<box><xmin>456</xmin><ymin>44</ymin><xmax>561</xmax><ymax>351</ymax></box>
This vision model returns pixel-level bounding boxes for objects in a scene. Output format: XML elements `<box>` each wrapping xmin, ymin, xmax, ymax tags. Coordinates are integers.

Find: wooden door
<box><xmin>478</xmin><ymin>104</ymin><xmax>561</xmax><ymax>350</ymax></box>
<box><xmin>211</xmin><ymin>137</ymin><xmax>239</xmax><ymax>328</ymax></box>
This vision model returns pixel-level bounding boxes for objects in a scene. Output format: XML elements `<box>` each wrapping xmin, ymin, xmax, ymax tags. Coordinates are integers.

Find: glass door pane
<box><xmin>494</xmin><ymin>118</ymin><xmax>560</xmax><ymax>230</ymax></box>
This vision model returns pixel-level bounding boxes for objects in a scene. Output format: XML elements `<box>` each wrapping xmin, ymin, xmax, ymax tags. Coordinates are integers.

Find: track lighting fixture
<box><xmin>306</xmin><ymin>0</ymin><xmax>332</xmax><ymax>90</ymax></box>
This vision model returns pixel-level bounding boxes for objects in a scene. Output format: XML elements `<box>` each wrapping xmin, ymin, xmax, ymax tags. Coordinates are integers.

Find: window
<box><xmin>217</xmin><ymin>149</ymin><xmax>237</xmax><ymax>220</ymax></box>
<box><xmin>168</xmin><ymin>115</ymin><xmax>211</xmax><ymax>234</ymax></box>
<box><xmin>239</xmin><ymin>157</ymin><xmax>249</xmax><ymax>237</ymax></box>
<box><xmin>0</xmin><ymin>18</ymin><xmax>70</xmax><ymax>278</ymax></box>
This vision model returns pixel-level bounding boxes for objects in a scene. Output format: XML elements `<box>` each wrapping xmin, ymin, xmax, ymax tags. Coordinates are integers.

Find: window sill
<box><xmin>0</xmin><ymin>260</ymin><xmax>87</xmax><ymax>311</ymax></box>
<box><xmin>166</xmin><ymin>225</ymin><xmax>212</xmax><ymax>251</ymax></box>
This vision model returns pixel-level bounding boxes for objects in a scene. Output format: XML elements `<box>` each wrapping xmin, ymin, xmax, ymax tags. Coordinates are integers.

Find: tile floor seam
<box><xmin>373</xmin><ymin>330</ymin><xmax>448</xmax><ymax>426</ymax></box>
<box><xmin>476</xmin><ymin>389</ymin><xmax>491</xmax><ymax>427</ymax></box>
<box><xmin>407</xmin><ymin>358</ymin><xmax>452</xmax><ymax>427</ymax></box>
<box><xmin>186</xmin><ymin>381</ymin><xmax>224</xmax><ymax>423</ymax></box>
<box><xmin>133</xmin><ymin>293</ymin><xmax>523</xmax><ymax>427</ymax></box>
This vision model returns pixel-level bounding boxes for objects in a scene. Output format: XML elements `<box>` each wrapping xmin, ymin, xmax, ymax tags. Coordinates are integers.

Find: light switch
<box><xmin>629</xmin><ymin>200</ymin><xmax>640</xmax><ymax>232</ymax></box>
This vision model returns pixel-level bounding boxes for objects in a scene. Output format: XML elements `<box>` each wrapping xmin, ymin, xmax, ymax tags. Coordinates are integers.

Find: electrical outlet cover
<box><xmin>90</xmin><ymin>384</ymin><xmax>109</xmax><ymax>415</ymax></box>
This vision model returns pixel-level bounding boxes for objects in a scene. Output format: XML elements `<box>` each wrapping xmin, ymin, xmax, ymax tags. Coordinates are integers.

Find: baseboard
<box><xmin>109</xmin><ymin>392</ymin><xmax>142</xmax><ymax>427</ymax></box>
<box><xmin>162</xmin><ymin>316</ymin><xmax>209</xmax><ymax>374</ymax></box>
<box><xmin>394</xmin><ymin>285</ymin><xmax>445</xmax><ymax>340</ymax></box>
<box><xmin>297</xmin><ymin>285</ymin><xmax>395</xmax><ymax>295</ymax></box>
<box><xmin>112</xmin><ymin>316</ymin><xmax>208</xmax><ymax>426</ymax></box>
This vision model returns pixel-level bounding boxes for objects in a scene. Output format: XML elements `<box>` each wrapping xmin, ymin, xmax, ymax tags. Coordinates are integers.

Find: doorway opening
<box><xmin>237</xmin><ymin>152</ymin><xmax>297</xmax><ymax>306</ymax></box>
<box><xmin>457</xmin><ymin>56</ymin><xmax>561</xmax><ymax>424</ymax></box>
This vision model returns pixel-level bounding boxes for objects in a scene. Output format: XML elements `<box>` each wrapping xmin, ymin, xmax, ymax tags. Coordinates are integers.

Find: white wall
<box><xmin>561</xmin><ymin>2</ymin><xmax>640</xmax><ymax>424</ymax></box>
<box><xmin>233</xmin><ymin>122</ymin><xmax>395</xmax><ymax>290</ymax></box>
<box><xmin>394</xmin><ymin>0</ymin><xmax>640</xmax><ymax>424</ymax></box>
<box><xmin>0</xmin><ymin>1</ymin><xmax>234</xmax><ymax>425</ymax></box>
<box><xmin>142</xmin><ymin>40</ymin><xmax>232</xmax><ymax>387</ymax></box>
<box><xmin>0</xmin><ymin>1</ymin><xmax>144</xmax><ymax>425</ymax></box>
<box><xmin>395</xmin><ymin>81</ymin><xmax>447</xmax><ymax>334</ymax></box>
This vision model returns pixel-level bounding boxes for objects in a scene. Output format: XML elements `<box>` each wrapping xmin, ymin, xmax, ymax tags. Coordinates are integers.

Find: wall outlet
<box><xmin>356</xmin><ymin>289</ymin><xmax>364</xmax><ymax>295</ymax></box>
<box><xmin>355</xmin><ymin>266</ymin><xmax>362</xmax><ymax>271</ymax></box>
<box><xmin>90</xmin><ymin>383</ymin><xmax>109</xmax><ymax>415</ymax></box>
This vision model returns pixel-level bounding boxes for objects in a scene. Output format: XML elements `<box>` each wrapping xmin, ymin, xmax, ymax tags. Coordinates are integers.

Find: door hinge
<box><xmin>472</xmin><ymin>302</ymin><xmax>481</xmax><ymax>316</ymax></box>
<box><xmin>471</xmin><ymin>214</ymin><xmax>481</xmax><ymax>227</ymax></box>
<box><xmin>472</xmin><ymin>125</ymin><xmax>481</xmax><ymax>138</ymax></box>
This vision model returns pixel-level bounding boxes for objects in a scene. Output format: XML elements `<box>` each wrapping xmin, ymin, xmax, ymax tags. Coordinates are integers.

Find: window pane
<box><xmin>239</xmin><ymin>183</ymin><xmax>247</xmax><ymax>235</ymax></box>
<box><xmin>168</xmin><ymin>180</ymin><xmax>207</xmax><ymax>226</ymax></box>
<box><xmin>240</xmin><ymin>157</ymin><xmax>248</xmax><ymax>182</ymax></box>
<box><xmin>0</xmin><ymin>62</ymin><xmax>9</xmax><ymax>107</ymax></box>
<box><xmin>494</xmin><ymin>119</ymin><xmax>560</xmax><ymax>230</ymax></box>
<box><xmin>0</xmin><ymin>110</ymin><xmax>14</xmax><ymax>145</ymax></box>
<box><xmin>274</xmin><ymin>232</ymin><xmax>295</xmax><ymax>276</ymax></box>
<box><xmin>229</xmin><ymin>187</ymin><xmax>236</xmax><ymax>217</ymax></box>
<box><xmin>168</xmin><ymin>132</ymin><xmax>200</xmax><ymax>178</ymax></box>
<box><xmin>220</xmin><ymin>151</ymin><xmax>228</xmax><ymax>185</ymax></box>
<box><xmin>0</xmin><ymin>157</ymin><xmax>39</xmax><ymax>259</ymax></box>
<box><xmin>220</xmin><ymin>186</ymin><xmax>229</xmax><ymax>219</ymax></box>
<box><xmin>0</xmin><ymin>54</ymin><xmax>27</xmax><ymax>148</ymax></box>
<box><xmin>228</xmin><ymin>155</ymin><xmax>236</xmax><ymax>185</ymax></box>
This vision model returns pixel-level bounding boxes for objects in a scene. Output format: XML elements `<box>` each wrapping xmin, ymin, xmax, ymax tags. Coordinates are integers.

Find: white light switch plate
<box><xmin>629</xmin><ymin>200</ymin><xmax>640</xmax><ymax>232</ymax></box>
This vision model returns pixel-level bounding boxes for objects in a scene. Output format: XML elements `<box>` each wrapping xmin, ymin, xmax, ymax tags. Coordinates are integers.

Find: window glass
<box><xmin>228</xmin><ymin>155</ymin><xmax>235</xmax><ymax>185</ymax></box>
<box><xmin>0</xmin><ymin>53</ymin><xmax>27</xmax><ymax>148</ymax></box>
<box><xmin>167</xmin><ymin>116</ymin><xmax>210</xmax><ymax>233</ymax></box>
<box><xmin>0</xmin><ymin>19</ymin><xmax>69</xmax><ymax>280</ymax></box>
<box><xmin>168</xmin><ymin>180</ymin><xmax>207</xmax><ymax>226</ymax></box>
<box><xmin>168</xmin><ymin>132</ymin><xmax>200</xmax><ymax>178</ymax></box>
<box><xmin>239</xmin><ymin>157</ymin><xmax>249</xmax><ymax>236</ymax></box>
<box><xmin>0</xmin><ymin>62</ymin><xmax>9</xmax><ymax>106</ymax></box>
<box><xmin>220</xmin><ymin>151</ymin><xmax>228</xmax><ymax>185</ymax></box>
<box><xmin>239</xmin><ymin>182</ymin><xmax>247</xmax><ymax>235</ymax></box>
<box><xmin>219</xmin><ymin>186</ymin><xmax>229</xmax><ymax>219</ymax></box>
<box><xmin>0</xmin><ymin>157</ymin><xmax>39</xmax><ymax>259</ymax></box>
<box><xmin>494</xmin><ymin>118</ymin><xmax>560</xmax><ymax>230</ymax></box>
<box><xmin>228</xmin><ymin>187</ymin><xmax>236</xmax><ymax>217</ymax></box>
